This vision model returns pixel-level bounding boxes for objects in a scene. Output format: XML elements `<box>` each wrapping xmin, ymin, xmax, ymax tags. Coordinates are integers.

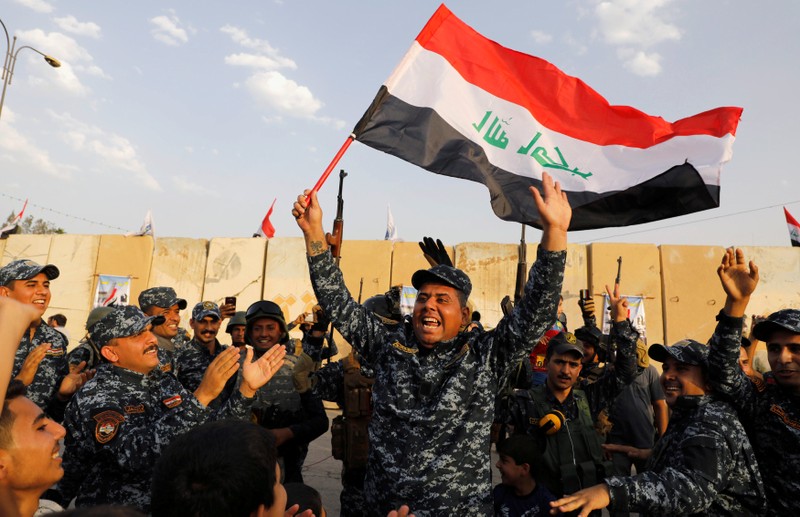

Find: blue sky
<box><xmin>2</xmin><ymin>0</ymin><xmax>799</xmax><ymax>247</ymax></box>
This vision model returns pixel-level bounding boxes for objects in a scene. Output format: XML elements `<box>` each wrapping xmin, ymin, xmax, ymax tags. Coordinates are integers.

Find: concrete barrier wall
<box><xmin>2</xmin><ymin>234</ymin><xmax>798</xmax><ymax>355</ymax></box>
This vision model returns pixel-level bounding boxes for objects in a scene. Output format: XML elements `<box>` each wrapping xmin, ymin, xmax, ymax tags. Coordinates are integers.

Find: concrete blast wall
<box><xmin>2</xmin><ymin>234</ymin><xmax>799</xmax><ymax>358</ymax></box>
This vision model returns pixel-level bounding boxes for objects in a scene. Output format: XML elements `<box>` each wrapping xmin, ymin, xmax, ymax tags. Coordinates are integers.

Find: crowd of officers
<box><xmin>1</xmin><ymin>178</ymin><xmax>799</xmax><ymax>516</ymax></box>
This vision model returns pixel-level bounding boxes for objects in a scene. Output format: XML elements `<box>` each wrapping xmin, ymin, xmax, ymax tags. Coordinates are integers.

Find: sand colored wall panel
<box><xmin>149</xmin><ymin>237</ymin><xmax>208</xmax><ymax>327</ymax></box>
<box><xmin>560</xmin><ymin>244</ymin><xmax>589</xmax><ymax>335</ymax></box>
<box><xmin>262</xmin><ymin>237</ymin><xmax>316</xmax><ymax>334</ymax></box>
<box><xmin>738</xmin><ymin>246</ymin><xmax>800</xmax><ymax>319</ymax></box>
<box><xmin>95</xmin><ymin>236</ymin><xmax>154</xmax><ymax>308</ymax></box>
<box><xmin>588</xmin><ymin>243</ymin><xmax>664</xmax><ymax>346</ymax></box>
<box><xmin>45</xmin><ymin>234</ymin><xmax>101</xmax><ymax>349</ymax></box>
<box><xmin>339</xmin><ymin>240</ymin><xmax>394</xmax><ymax>301</ymax></box>
<box><xmin>660</xmin><ymin>245</ymin><xmax>726</xmax><ymax>344</ymax></box>
<box><xmin>203</xmin><ymin>238</ymin><xmax>266</xmax><ymax>317</ymax></box>
<box><xmin>0</xmin><ymin>240</ymin><xmax>5</xmax><ymax>263</ymax></box>
<box><xmin>454</xmin><ymin>242</ymin><xmax>518</xmax><ymax>328</ymax></box>
<box><xmin>1</xmin><ymin>234</ymin><xmax>53</xmax><ymax>265</ymax></box>
<box><xmin>390</xmin><ymin>241</ymin><xmax>453</xmax><ymax>289</ymax></box>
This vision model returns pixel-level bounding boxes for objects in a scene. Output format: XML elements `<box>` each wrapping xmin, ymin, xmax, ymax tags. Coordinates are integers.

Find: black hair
<box><xmin>48</xmin><ymin>314</ymin><xmax>67</xmax><ymax>326</ymax></box>
<box><xmin>0</xmin><ymin>380</ymin><xmax>26</xmax><ymax>449</ymax></box>
<box><xmin>284</xmin><ymin>483</ymin><xmax>323</xmax><ymax>516</ymax></box>
<box><xmin>471</xmin><ymin>311</ymin><xmax>481</xmax><ymax>322</ymax></box>
<box><xmin>151</xmin><ymin>420</ymin><xmax>279</xmax><ymax>517</ymax></box>
<box><xmin>497</xmin><ymin>435</ymin><xmax>543</xmax><ymax>479</ymax></box>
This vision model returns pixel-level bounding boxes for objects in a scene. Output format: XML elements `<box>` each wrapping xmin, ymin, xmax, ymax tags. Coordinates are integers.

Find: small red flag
<box><xmin>257</xmin><ymin>198</ymin><xmax>277</xmax><ymax>239</ymax></box>
<box><xmin>784</xmin><ymin>207</ymin><xmax>800</xmax><ymax>247</ymax></box>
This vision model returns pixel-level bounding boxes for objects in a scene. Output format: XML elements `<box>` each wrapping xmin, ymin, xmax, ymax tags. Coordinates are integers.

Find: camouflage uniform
<box><xmin>175</xmin><ymin>337</ymin><xmax>236</xmax><ymax>409</ymax></box>
<box><xmin>53</xmin><ymin>305</ymin><xmax>253</xmax><ymax>512</ymax></box>
<box><xmin>508</xmin><ymin>321</ymin><xmax>637</xmax><ymax>497</ymax></box>
<box><xmin>12</xmin><ymin>321</ymin><xmax>69</xmax><ymax>410</ymax></box>
<box><xmin>307</xmin><ymin>247</ymin><xmax>565</xmax><ymax>516</ymax></box>
<box><xmin>707</xmin><ymin>310</ymin><xmax>799</xmax><ymax>514</ymax></box>
<box><xmin>604</xmin><ymin>394</ymin><xmax>766</xmax><ymax>515</ymax></box>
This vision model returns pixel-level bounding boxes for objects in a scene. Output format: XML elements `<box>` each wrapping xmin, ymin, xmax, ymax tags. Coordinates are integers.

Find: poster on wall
<box><xmin>94</xmin><ymin>274</ymin><xmax>132</xmax><ymax>308</ymax></box>
<box><xmin>601</xmin><ymin>294</ymin><xmax>647</xmax><ymax>344</ymax></box>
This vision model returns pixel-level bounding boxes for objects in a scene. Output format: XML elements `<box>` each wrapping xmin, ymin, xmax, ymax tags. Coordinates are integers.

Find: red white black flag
<box><xmin>0</xmin><ymin>199</ymin><xmax>28</xmax><ymax>238</ymax></box>
<box><xmin>255</xmin><ymin>198</ymin><xmax>276</xmax><ymax>239</ymax></box>
<box><xmin>785</xmin><ymin>207</ymin><xmax>800</xmax><ymax>247</ymax></box>
<box><xmin>353</xmin><ymin>5</ymin><xmax>743</xmax><ymax>230</ymax></box>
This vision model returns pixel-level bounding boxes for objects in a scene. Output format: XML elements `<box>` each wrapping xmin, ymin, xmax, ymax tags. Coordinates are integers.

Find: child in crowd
<box><xmin>493</xmin><ymin>435</ymin><xmax>556</xmax><ymax>517</ymax></box>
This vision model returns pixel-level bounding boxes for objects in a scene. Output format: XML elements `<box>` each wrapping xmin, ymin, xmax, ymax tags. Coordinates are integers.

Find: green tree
<box><xmin>2</xmin><ymin>212</ymin><xmax>65</xmax><ymax>235</ymax></box>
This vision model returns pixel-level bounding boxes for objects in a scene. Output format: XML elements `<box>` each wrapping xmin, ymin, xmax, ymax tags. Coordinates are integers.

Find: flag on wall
<box><xmin>128</xmin><ymin>210</ymin><xmax>154</xmax><ymax>237</ymax></box>
<box><xmin>785</xmin><ymin>207</ymin><xmax>800</xmax><ymax>247</ymax></box>
<box><xmin>255</xmin><ymin>198</ymin><xmax>277</xmax><ymax>239</ymax></box>
<box><xmin>0</xmin><ymin>199</ymin><xmax>27</xmax><ymax>238</ymax></box>
<box><xmin>385</xmin><ymin>204</ymin><xmax>399</xmax><ymax>241</ymax></box>
<box><xmin>353</xmin><ymin>4</ymin><xmax>743</xmax><ymax>231</ymax></box>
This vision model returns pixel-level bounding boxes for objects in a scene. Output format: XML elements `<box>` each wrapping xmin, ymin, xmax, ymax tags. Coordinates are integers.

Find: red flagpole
<box><xmin>305</xmin><ymin>134</ymin><xmax>355</xmax><ymax>204</ymax></box>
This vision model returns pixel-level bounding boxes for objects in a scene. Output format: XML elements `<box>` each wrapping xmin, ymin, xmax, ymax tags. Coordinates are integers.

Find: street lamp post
<box><xmin>1</xmin><ymin>17</ymin><xmax>61</xmax><ymax>120</ymax></box>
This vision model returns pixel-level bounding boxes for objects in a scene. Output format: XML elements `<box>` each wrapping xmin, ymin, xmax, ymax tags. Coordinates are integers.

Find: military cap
<box><xmin>138</xmin><ymin>286</ymin><xmax>187</xmax><ymax>311</ymax></box>
<box><xmin>411</xmin><ymin>264</ymin><xmax>472</xmax><ymax>299</ymax></box>
<box><xmin>753</xmin><ymin>309</ymin><xmax>800</xmax><ymax>341</ymax></box>
<box><xmin>574</xmin><ymin>325</ymin><xmax>603</xmax><ymax>347</ymax></box>
<box><xmin>90</xmin><ymin>305</ymin><xmax>166</xmax><ymax>349</ymax></box>
<box><xmin>226</xmin><ymin>310</ymin><xmax>247</xmax><ymax>333</ymax></box>
<box><xmin>0</xmin><ymin>259</ymin><xmax>59</xmax><ymax>286</ymax></box>
<box><xmin>548</xmin><ymin>331</ymin><xmax>584</xmax><ymax>358</ymax></box>
<box><xmin>85</xmin><ymin>306</ymin><xmax>114</xmax><ymax>331</ymax></box>
<box><xmin>649</xmin><ymin>339</ymin><xmax>708</xmax><ymax>366</ymax></box>
<box><xmin>192</xmin><ymin>301</ymin><xmax>221</xmax><ymax>321</ymax></box>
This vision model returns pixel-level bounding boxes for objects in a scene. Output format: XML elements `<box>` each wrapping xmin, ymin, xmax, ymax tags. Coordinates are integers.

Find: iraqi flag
<box><xmin>255</xmin><ymin>198</ymin><xmax>277</xmax><ymax>239</ymax></box>
<box><xmin>785</xmin><ymin>207</ymin><xmax>800</xmax><ymax>247</ymax></box>
<box><xmin>0</xmin><ymin>199</ymin><xmax>28</xmax><ymax>238</ymax></box>
<box><xmin>352</xmin><ymin>5</ymin><xmax>743</xmax><ymax>231</ymax></box>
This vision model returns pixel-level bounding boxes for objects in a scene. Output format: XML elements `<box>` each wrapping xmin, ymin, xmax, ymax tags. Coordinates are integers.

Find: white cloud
<box><xmin>54</xmin><ymin>15</ymin><xmax>102</xmax><ymax>38</ymax></box>
<box><xmin>16</xmin><ymin>29</ymin><xmax>109</xmax><ymax>94</ymax></box>
<box><xmin>592</xmin><ymin>0</ymin><xmax>680</xmax><ymax>75</ymax></box>
<box><xmin>150</xmin><ymin>11</ymin><xmax>190</xmax><ymax>46</ymax></box>
<box><xmin>618</xmin><ymin>48</ymin><xmax>662</xmax><ymax>76</ymax></box>
<box><xmin>172</xmin><ymin>176</ymin><xmax>220</xmax><ymax>197</ymax></box>
<box><xmin>0</xmin><ymin>108</ymin><xmax>67</xmax><ymax>178</ymax></box>
<box><xmin>223</xmin><ymin>25</ymin><xmax>342</xmax><ymax>126</ymax></box>
<box><xmin>50</xmin><ymin>111</ymin><xmax>161</xmax><ymax>190</ymax></box>
<box><xmin>13</xmin><ymin>0</ymin><xmax>53</xmax><ymax>13</ymax></box>
<box><xmin>245</xmin><ymin>71</ymin><xmax>322</xmax><ymax>117</ymax></box>
<box><xmin>530</xmin><ymin>30</ymin><xmax>553</xmax><ymax>44</ymax></box>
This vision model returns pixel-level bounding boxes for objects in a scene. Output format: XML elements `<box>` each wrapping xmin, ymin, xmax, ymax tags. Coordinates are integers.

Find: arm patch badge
<box><xmin>93</xmin><ymin>410</ymin><xmax>125</xmax><ymax>444</ymax></box>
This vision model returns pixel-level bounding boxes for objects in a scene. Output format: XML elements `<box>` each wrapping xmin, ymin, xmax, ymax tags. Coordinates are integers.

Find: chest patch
<box><xmin>45</xmin><ymin>347</ymin><xmax>65</xmax><ymax>357</ymax></box>
<box><xmin>124</xmin><ymin>404</ymin><xmax>145</xmax><ymax>414</ymax></box>
<box><xmin>93</xmin><ymin>410</ymin><xmax>125</xmax><ymax>444</ymax></box>
<box><xmin>160</xmin><ymin>363</ymin><xmax>173</xmax><ymax>373</ymax></box>
<box><xmin>769</xmin><ymin>404</ymin><xmax>800</xmax><ymax>431</ymax></box>
<box><xmin>163</xmin><ymin>394</ymin><xmax>183</xmax><ymax>409</ymax></box>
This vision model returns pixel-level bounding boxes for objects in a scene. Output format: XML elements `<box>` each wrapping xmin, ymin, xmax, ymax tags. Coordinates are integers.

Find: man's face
<box><xmin>546</xmin><ymin>352</ymin><xmax>582</xmax><ymax>392</ymax></box>
<box><xmin>0</xmin><ymin>397</ymin><xmax>66</xmax><ymax>492</ymax></box>
<box><xmin>660</xmin><ymin>356</ymin><xmax>707</xmax><ymax>407</ymax></box>
<box><xmin>766</xmin><ymin>329</ymin><xmax>800</xmax><ymax>394</ymax></box>
<box><xmin>228</xmin><ymin>325</ymin><xmax>246</xmax><ymax>346</ymax></box>
<box><xmin>102</xmin><ymin>325</ymin><xmax>160</xmax><ymax>375</ymax></box>
<box><xmin>412</xmin><ymin>283</ymin><xmax>469</xmax><ymax>348</ymax></box>
<box><xmin>495</xmin><ymin>453</ymin><xmax>528</xmax><ymax>487</ymax></box>
<box><xmin>146</xmin><ymin>304</ymin><xmax>181</xmax><ymax>339</ymax></box>
<box><xmin>248</xmin><ymin>318</ymin><xmax>283</xmax><ymax>352</ymax></box>
<box><xmin>581</xmin><ymin>342</ymin><xmax>597</xmax><ymax>365</ymax></box>
<box><xmin>190</xmin><ymin>316</ymin><xmax>221</xmax><ymax>347</ymax></box>
<box><xmin>738</xmin><ymin>348</ymin><xmax>754</xmax><ymax>376</ymax></box>
<box><xmin>262</xmin><ymin>463</ymin><xmax>287</xmax><ymax>517</ymax></box>
<box><xmin>0</xmin><ymin>273</ymin><xmax>51</xmax><ymax>317</ymax></box>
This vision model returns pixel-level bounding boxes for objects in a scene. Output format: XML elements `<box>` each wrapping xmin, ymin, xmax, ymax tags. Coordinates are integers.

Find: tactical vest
<box><xmin>520</xmin><ymin>387</ymin><xmax>614</xmax><ymax>497</ymax></box>
<box><xmin>331</xmin><ymin>354</ymin><xmax>373</xmax><ymax>470</ymax></box>
<box><xmin>252</xmin><ymin>351</ymin><xmax>303</xmax><ymax>427</ymax></box>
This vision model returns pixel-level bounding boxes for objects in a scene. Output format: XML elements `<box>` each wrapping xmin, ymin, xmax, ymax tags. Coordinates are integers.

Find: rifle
<box><xmin>326</xmin><ymin>169</ymin><xmax>348</xmax><ymax>266</ymax></box>
<box><xmin>501</xmin><ymin>224</ymin><xmax>528</xmax><ymax>316</ymax></box>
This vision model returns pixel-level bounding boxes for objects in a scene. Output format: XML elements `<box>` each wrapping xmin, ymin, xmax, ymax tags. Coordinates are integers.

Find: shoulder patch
<box><xmin>93</xmin><ymin>410</ymin><xmax>125</xmax><ymax>444</ymax></box>
<box><xmin>391</xmin><ymin>342</ymin><xmax>417</xmax><ymax>354</ymax></box>
<box><xmin>163</xmin><ymin>394</ymin><xmax>183</xmax><ymax>408</ymax></box>
<box><xmin>124</xmin><ymin>404</ymin><xmax>145</xmax><ymax>414</ymax></box>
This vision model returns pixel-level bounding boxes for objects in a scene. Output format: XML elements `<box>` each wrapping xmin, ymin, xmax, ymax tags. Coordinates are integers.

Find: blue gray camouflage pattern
<box><xmin>67</xmin><ymin>338</ymin><xmax>101</xmax><ymax>369</ymax></box>
<box><xmin>307</xmin><ymin>247</ymin><xmax>565</xmax><ymax>516</ymax></box>
<box><xmin>708</xmin><ymin>311</ymin><xmax>800</xmax><ymax>514</ymax></box>
<box><xmin>55</xmin><ymin>361</ymin><xmax>252</xmax><ymax>512</ymax></box>
<box><xmin>174</xmin><ymin>337</ymin><xmax>236</xmax><ymax>409</ymax></box>
<box><xmin>137</xmin><ymin>286</ymin><xmax>187</xmax><ymax>310</ymax></box>
<box><xmin>0</xmin><ymin>258</ymin><xmax>59</xmax><ymax>285</ymax></box>
<box><xmin>604</xmin><ymin>394</ymin><xmax>766</xmax><ymax>516</ymax></box>
<box><xmin>12</xmin><ymin>321</ymin><xmax>69</xmax><ymax>410</ymax></box>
